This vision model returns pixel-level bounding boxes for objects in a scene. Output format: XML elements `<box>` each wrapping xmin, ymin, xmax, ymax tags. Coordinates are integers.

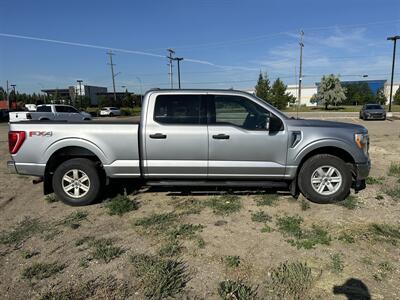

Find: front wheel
<box><xmin>52</xmin><ymin>158</ymin><xmax>101</xmax><ymax>206</ymax></box>
<box><xmin>298</xmin><ymin>154</ymin><xmax>352</xmax><ymax>204</ymax></box>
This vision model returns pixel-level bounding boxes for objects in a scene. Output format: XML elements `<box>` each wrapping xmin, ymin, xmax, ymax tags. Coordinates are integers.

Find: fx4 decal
<box><xmin>29</xmin><ymin>131</ymin><xmax>53</xmax><ymax>137</ymax></box>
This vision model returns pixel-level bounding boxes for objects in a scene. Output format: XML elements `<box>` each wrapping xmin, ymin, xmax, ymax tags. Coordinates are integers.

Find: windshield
<box><xmin>366</xmin><ymin>104</ymin><xmax>382</xmax><ymax>110</ymax></box>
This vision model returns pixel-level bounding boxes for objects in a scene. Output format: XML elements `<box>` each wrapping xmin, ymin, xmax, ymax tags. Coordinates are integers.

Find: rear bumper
<box><xmin>7</xmin><ymin>161</ymin><xmax>17</xmax><ymax>174</ymax></box>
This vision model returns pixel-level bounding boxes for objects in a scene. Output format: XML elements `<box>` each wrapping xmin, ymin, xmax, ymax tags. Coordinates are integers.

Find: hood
<box><xmin>286</xmin><ymin>118</ymin><xmax>367</xmax><ymax>133</ymax></box>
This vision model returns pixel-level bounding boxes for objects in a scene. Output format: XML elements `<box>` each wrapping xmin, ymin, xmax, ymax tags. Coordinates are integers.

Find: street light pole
<box><xmin>167</xmin><ymin>48</ymin><xmax>175</xmax><ymax>88</ymax></box>
<box><xmin>107</xmin><ymin>50</ymin><xmax>117</xmax><ymax>105</ymax></box>
<box><xmin>297</xmin><ymin>30</ymin><xmax>304</xmax><ymax>119</ymax></box>
<box><xmin>387</xmin><ymin>35</ymin><xmax>400</xmax><ymax>113</ymax></box>
<box><xmin>10</xmin><ymin>84</ymin><xmax>16</xmax><ymax>108</ymax></box>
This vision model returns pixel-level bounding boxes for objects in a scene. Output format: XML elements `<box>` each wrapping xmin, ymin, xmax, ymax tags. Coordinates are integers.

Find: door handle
<box><xmin>149</xmin><ymin>133</ymin><xmax>167</xmax><ymax>139</ymax></box>
<box><xmin>212</xmin><ymin>134</ymin><xmax>230</xmax><ymax>140</ymax></box>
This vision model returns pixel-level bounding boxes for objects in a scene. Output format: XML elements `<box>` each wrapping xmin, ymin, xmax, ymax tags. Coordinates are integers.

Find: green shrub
<box><xmin>105</xmin><ymin>194</ymin><xmax>138</xmax><ymax>216</ymax></box>
<box><xmin>388</xmin><ymin>162</ymin><xmax>400</xmax><ymax>176</ymax></box>
<box><xmin>251</xmin><ymin>211</ymin><xmax>272</xmax><ymax>223</ymax></box>
<box><xmin>22</xmin><ymin>262</ymin><xmax>64</xmax><ymax>280</ymax></box>
<box><xmin>168</xmin><ymin>224</ymin><xmax>204</xmax><ymax>240</ymax></box>
<box><xmin>206</xmin><ymin>195</ymin><xmax>242</xmax><ymax>215</ymax></box>
<box><xmin>218</xmin><ymin>280</ymin><xmax>258</xmax><ymax>300</ymax></box>
<box><xmin>90</xmin><ymin>238</ymin><xmax>124</xmax><ymax>263</ymax></box>
<box><xmin>336</xmin><ymin>195</ymin><xmax>358</xmax><ymax>209</ymax></box>
<box><xmin>134</xmin><ymin>212</ymin><xmax>178</xmax><ymax>233</ymax></box>
<box><xmin>225</xmin><ymin>255</ymin><xmax>241</xmax><ymax>268</ymax></box>
<box><xmin>59</xmin><ymin>211</ymin><xmax>88</xmax><ymax>229</ymax></box>
<box><xmin>255</xmin><ymin>194</ymin><xmax>279</xmax><ymax>206</ymax></box>
<box><xmin>130</xmin><ymin>253</ymin><xmax>190</xmax><ymax>299</ymax></box>
<box><xmin>330</xmin><ymin>253</ymin><xmax>344</xmax><ymax>273</ymax></box>
<box><xmin>0</xmin><ymin>217</ymin><xmax>43</xmax><ymax>245</ymax></box>
<box><xmin>269</xmin><ymin>261</ymin><xmax>313</xmax><ymax>299</ymax></box>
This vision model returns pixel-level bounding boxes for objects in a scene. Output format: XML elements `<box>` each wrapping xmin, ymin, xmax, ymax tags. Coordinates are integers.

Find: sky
<box><xmin>0</xmin><ymin>0</ymin><xmax>400</xmax><ymax>94</ymax></box>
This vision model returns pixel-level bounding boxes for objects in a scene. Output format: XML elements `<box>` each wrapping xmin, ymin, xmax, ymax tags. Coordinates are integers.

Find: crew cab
<box><xmin>9</xmin><ymin>104</ymin><xmax>92</xmax><ymax>122</ymax></box>
<box><xmin>7</xmin><ymin>89</ymin><xmax>370</xmax><ymax>206</ymax></box>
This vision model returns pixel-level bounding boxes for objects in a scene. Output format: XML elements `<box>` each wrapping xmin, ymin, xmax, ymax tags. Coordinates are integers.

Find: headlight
<box><xmin>355</xmin><ymin>133</ymin><xmax>369</xmax><ymax>153</ymax></box>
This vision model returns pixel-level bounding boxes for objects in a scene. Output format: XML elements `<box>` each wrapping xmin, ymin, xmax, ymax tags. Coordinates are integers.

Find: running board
<box><xmin>146</xmin><ymin>180</ymin><xmax>289</xmax><ymax>188</ymax></box>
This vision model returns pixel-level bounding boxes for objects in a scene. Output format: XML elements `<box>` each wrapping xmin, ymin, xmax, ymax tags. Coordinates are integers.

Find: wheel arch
<box><xmin>44</xmin><ymin>146</ymin><xmax>105</xmax><ymax>195</ymax></box>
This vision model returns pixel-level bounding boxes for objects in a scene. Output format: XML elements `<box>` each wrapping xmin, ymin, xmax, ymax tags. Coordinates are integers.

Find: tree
<box><xmin>122</xmin><ymin>89</ymin><xmax>134</xmax><ymax>107</ymax></box>
<box><xmin>375</xmin><ymin>87</ymin><xmax>387</xmax><ymax>105</ymax></box>
<box><xmin>254</xmin><ymin>72</ymin><xmax>271</xmax><ymax>102</ymax></box>
<box><xmin>315</xmin><ymin>74</ymin><xmax>346</xmax><ymax>109</ymax></box>
<box><xmin>270</xmin><ymin>78</ymin><xmax>296</xmax><ymax>109</ymax></box>
<box><xmin>310</xmin><ymin>93</ymin><xmax>319</xmax><ymax>105</ymax></box>
<box><xmin>394</xmin><ymin>87</ymin><xmax>400</xmax><ymax>105</ymax></box>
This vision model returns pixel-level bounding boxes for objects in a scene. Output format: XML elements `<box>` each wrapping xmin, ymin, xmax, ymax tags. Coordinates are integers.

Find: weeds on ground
<box><xmin>39</xmin><ymin>276</ymin><xmax>131</xmax><ymax>300</ymax></box>
<box><xmin>373</xmin><ymin>261</ymin><xmax>394</xmax><ymax>281</ymax></box>
<box><xmin>45</xmin><ymin>194</ymin><xmax>59</xmax><ymax>203</ymax></box>
<box><xmin>369</xmin><ymin>223</ymin><xmax>400</xmax><ymax>245</ymax></box>
<box><xmin>169</xmin><ymin>197</ymin><xmax>205</xmax><ymax>215</ymax></box>
<box><xmin>130</xmin><ymin>253</ymin><xmax>190</xmax><ymax>299</ymax></box>
<box><xmin>206</xmin><ymin>195</ymin><xmax>242</xmax><ymax>215</ymax></box>
<box><xmin>167</xmin><ymin>224</ymin><xmax>204</xmax><ymax>240</ymax></box>
<box><xmin>20</xmin><ymin>250</ymin><xmax>40</xmax><ymax>259</ymax></box>
<box><xmin>196</xmin><ymin>237</ymin><xmax>206</xmax><ymax>248</ymax></box>
<box><xmin>225</xmin><ymin>255</ymin><xmax>241</xmax><ymax>268</ymax></box>
<box><xmin>330</xmin><ymin>253</ymin><xmax>344</xmax><ymax>274</ymax></box>
<box><xmin>261</xmin><ymin>224</ymin><xmax>273</xmax><ymax>233</ymax></box>
<box><xmin>75</xmin><ymin>236</ymin><xmax>95</xmax><ymax>247</ymax></box>
<box><xmin>104</xmin><ymin>194</ymin><xmax>138</xmax><ymax>216</ymax></box>
<box><xmin>22</xmin><ymin>262</ymin><xmax>64</xmax><ymax>280</ymax></box>
<box><xmin>89</xmin><ymin>238</ymin><xmax>124</xmax><ymax>263</ymax></box>
<box><xmin>338</xmin><ymin>231</ymin><xmax>355</xmax><ymax>244</ymax></box>
<box><xmin>218</xmin><ymin>280</ymin><xmax>258</xmax><ymax>300</ymax></box>
<box><xmin>300</xmin><ymin>199</ymin><xmax>311</xmax><ymax>211</ymax></box>
<box><xmin>384</xmin><ymin>186</ymin><xmax>400</xmax><ymax>200</ymax></box>
<box><xmin>134</xmin><ymin>212</ymin><xmax>178</xmax><ymax>233</ymax></box>
<box><xmin>336</xmin><ymin>195</ymin><xmax>358</xmax><ymax>209</ymax></box>
<box><xmin>276</xmin><ymin>215</ymin><xmax>331</xmax><ymax>249</ymax></box>
<box><xmin>375</xmin><ymin>194</ymin><xmax>385</xmax><ymax>200</ymax></box>
<box><xmin>251</xmin><ymin>211</ymin><xmax>272</xmax><ymax>223</ymax></box>
<box><xmin>366</xmin><ymin>176</ymin><xmax>385</xmax><ymax>185</ymax></box>
<box><xmin>269</xmin><ymin>261</ymin><xmax>314</xmax><ymax>299</ymax></box>
<box><xmin>59</xmin><ymin>211</ymin><xmax>88</xmax><ymax>229</ymax></box>
<box><xmin>158</xmin><ymin>239</ymin><xmax>183</xmax><ymax>257</ymax></box>
<box><xmin>79</xmin><ymin>257</ymin><xmax>90</xmax><ymax>268</ymax></box>
<box><xmin>254</xmin><ymin>194</ymin><xmax>279</xmax><ymax>206</ymax></box>
<box><xmin>0</xmin><ymin>217</ymin><xmax>43</xmax><ymax>245</ymax></box>
<box><xmin>388</xmin><ymin>162</ymin><xmax>400</xmax><ymax>177</ymax></box>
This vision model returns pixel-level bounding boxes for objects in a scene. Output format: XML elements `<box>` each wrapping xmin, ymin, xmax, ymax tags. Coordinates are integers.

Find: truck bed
<box><xmin>9</xmin><ymin>121</ymin><xmax>141</xmax><ymax>178</ymax></box>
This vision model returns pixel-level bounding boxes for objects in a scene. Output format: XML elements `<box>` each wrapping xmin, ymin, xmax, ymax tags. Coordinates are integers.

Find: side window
<box><xmin>37</xmin><ymin>106</ymin><xmax>51</xmax><ymax>112</ymax></box>
<box><xmin>55</xmin><ymin>106</ymin><xmax>66</xmax><ymax>113</ymax></box>
<box><xmin>154</xmin><ymin>95</ymin><xmax>206</xmax><ymax>124</ymax></box>
<box><xmin>210</xmin><ymin>95</ymin><xmax>270</xmax><ymax>130</ymax></box>
<box><xmin>66</xmin><ymin>106</ymin><xmax>79</xmax><ymax>113</ymax></box>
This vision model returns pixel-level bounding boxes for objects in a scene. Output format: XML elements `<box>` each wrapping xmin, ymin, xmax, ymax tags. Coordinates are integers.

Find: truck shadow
<box><xmin>333</xmin><ymin>278</ymin><xmax>371</xmax><ymax>300</ymax></box>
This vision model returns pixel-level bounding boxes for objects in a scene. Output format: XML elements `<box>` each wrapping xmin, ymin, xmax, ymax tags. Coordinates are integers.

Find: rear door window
<box><xmin>154</xmin><ymin>95</ymin><xmax>206</xmax><ymax>124</ymax></box>
<box><xmin>37</xmin><ymin>106</ymin><xmax>51</xmax><ymax>112</ymax></box>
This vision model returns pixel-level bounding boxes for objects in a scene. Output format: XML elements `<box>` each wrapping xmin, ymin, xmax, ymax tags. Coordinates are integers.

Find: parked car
<box><xmin>8</xmin><ymin>89</ymin><xmax>370</xmax><ymax>206</ymax></box>
<box><xmin>100</xmin><ymin>107</ymin><xmax>121</xmax><ymax>117</ymax></box>
<box><xmin>24</xmin><ymin>104</ymin><xmax>37</xmax><ymax>112</ymax></box>
<box><xmin>359</xmin><ymin>103</ymin><xmax>386</xmax><ymax>120</ymax></box>
<box><xmin>9</xmin><ymin>104</ymin><xmax>92</xmax><ymax>122</ymax></box>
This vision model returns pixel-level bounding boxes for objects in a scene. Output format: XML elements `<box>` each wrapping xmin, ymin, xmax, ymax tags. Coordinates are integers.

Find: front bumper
<box><xmin>355</xmin><ymin>160</ymin><xmax>371</xmax><ymax>180</ymax></box>
<box><xmin>7</xmin><ymin>161</ymin><xmax>17</xmax><ymax>174</ymax></box>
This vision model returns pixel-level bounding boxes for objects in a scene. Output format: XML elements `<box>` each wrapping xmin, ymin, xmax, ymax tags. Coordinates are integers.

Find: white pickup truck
<box><xmin>9</xmin><ymin>104</ymin><xmax>92</xmax><ymax>122</ymax></box>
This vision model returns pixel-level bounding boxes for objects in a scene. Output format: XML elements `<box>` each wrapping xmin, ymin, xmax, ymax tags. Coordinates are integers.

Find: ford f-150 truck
<box><xmin>7</xmin><ymin>89</ymin><xmax>370</xmax><ymax>206</ymax></box>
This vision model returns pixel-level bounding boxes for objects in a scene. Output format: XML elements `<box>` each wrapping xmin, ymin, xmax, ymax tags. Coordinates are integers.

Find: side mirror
<box><xmin>265</xmin><ymin>115</ymin><xmax>270</xmax><ymax>131</ymax></box>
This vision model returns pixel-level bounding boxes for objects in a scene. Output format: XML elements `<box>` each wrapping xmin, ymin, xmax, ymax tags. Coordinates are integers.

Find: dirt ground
<box><xmin>1</xmin><ymin>115</ymin><xmax>400</xmax><ymax>299</ymax></box>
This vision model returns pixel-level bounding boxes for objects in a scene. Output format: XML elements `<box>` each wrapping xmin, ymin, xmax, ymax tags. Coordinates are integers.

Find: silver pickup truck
<box><xmin>7</xmin><ymin>89</ymin><xmax>370</xmax><ymax>206</ymax></box>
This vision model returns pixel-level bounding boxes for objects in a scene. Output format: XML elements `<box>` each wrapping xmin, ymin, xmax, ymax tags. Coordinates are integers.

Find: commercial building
<box><xmin>42</xmin><ymin>85</ymin><xmax>108</xmax><ymax>106</ymax></box>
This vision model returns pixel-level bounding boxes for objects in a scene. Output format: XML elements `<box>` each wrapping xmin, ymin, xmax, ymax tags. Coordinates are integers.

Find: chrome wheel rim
<box><xmin>311</xmin><ymin>165</ymin><xmax>342</xmax><ymax>196</ymax></box>
<box><xmin>62</xmin><ymin>169</ymin><xmax>90</xmax><ymax>198</ymax></box>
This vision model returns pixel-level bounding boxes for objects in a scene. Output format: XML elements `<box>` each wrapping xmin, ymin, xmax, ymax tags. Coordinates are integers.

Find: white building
<box><xmin>70</xmin><ymin>85</ymin><xmax>107</xmax><ymax>106</ymax></box>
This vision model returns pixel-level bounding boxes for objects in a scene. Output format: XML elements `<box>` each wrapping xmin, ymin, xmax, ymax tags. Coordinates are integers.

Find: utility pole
<box><xmin>297</xmin><ymin>30</ymin><xmax>304</xmax><ymax>119</ymax></box>
<box><xmin>77</xmin><ymin>80</ymin><xmax>83</xmax><ymax>108</ymax></box>
<box><xmin>6</xmin><ymin>80</ymin><xmax>10</xmax><ymax>109</ymax></box>
<box><xmin>174</xmin><ymin>57</ymin><xmax>184</xmax><ymax>89</ymax></box>
<box><xmin>167</xmin><ymin>48</ymin><xmax>175</xmax><ymax>88</ymax></box>
<box><xmin>107</xmin><ymin>50</ymin><xmax>117</xmax><ymax>105</ymax></box>
<box><xmin>10</xmin><ymin>84</ymin><xmax>16</xmax><ymax>109</ymax></box>
<box><xmin>387</xmin><ymin>35</ymin><xmax>400</xmax><ymax>113</ymax></box>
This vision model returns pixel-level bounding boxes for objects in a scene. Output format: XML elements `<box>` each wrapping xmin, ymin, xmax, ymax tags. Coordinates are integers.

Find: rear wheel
<box><xmin>298</xmin><ymin>154</ymin><xmax>351</xmax><ymax>203</ymax></box>
<box><xmin>52</xmin><ymin>158</ymin><xmax>101</xmax><ymax>206</ymax></box>
<box><xmin>109</xmin><ymin>112</ymin><xmax>114</xmax><ymax>117</ymax></box>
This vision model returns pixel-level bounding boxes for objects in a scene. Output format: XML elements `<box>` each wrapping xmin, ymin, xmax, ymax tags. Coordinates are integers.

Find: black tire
<box><xmin>298</xmin><ymin>154</ymin><xmax>351</xmax><ymax>204</ymax></box>
<box><xmin>52</xmin><ymin>158</ymin><xmax>101</xmax><ymax>206</ymax></box>
<box><xmin>359</xmin><ymin>113</ymin><xmax>363</xmax><ymax>119</ymax></box>
<box><xmin>109</xmin><ymin>113</ymin><xmax>114</xmax><ymax>117</ymax></box>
